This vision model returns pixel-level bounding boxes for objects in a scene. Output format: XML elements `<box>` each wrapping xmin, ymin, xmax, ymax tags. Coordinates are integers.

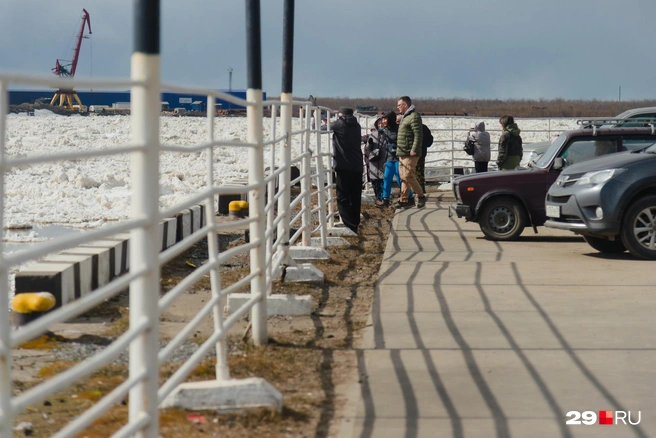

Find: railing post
<box><xmin>206</xmin><ymin>95</ymin><xmax>230</xmax><ymax>380</ymax></box>
<box><xmin>130</xmin><ymin>0</ymin><xmax>161</xmax><ymax>435</ymax></box>
<box><xmin>246</xmin><ymin>0</ymin><xmax>268</xmax><ymax>345</ymax></box>
<box><xmin>548</xmin><ymin>118</ymin><xmax>552</xmax><ymax>140</ymax></box>
<box><xmin>277</xmin><ymin>0</ymin><xmax>294</xmax><ymax>267</ymax></box>
<box><xmin>326</xmin><ymin>111</ymin><xmax>336</xmax><ymax>228</ymax></box>
<box><xmin>266</xmin><ymin>103</ymin><xmax>277</xmax><ymax>285</ymax></box>
<box><xmin>314</xmin><ymin>107</ymin><xmax>328</xmax><ymax>248</ymax></box>
<box><xmin>0</xmin><ymin>80</ymin><xmax>12</xmax><ymax>438</ymax></box>
<box><xmin>301</xmin><ymin>104</ymin><xmax>312</xmax><ymax>247</ymax></box>
<box><xmin>450</xmin><ymin>117</ymin><xmax>455</xmax><ymax>181</ymax></box>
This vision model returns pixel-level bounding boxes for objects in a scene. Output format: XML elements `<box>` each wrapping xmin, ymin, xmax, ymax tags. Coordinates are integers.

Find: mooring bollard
<box><xmin>228</xmin><ymin>200</ymin><xmax>249</xmax><ymax>220</ymax></box>
<box><xmin>11</xmin><ymin>292</ymin><xmax>56</xmax><ymax>327</ymax></box>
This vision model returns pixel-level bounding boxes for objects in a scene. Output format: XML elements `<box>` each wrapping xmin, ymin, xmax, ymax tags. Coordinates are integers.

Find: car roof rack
<box><xmin>577</xmin><ymin>118</ymin><xmax>656</xmax><ymax>136</ymax></box>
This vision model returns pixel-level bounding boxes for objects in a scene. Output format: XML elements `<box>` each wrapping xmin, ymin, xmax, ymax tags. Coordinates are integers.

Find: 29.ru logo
<box><xmin>566</xmin><ymin>411</ymin><xmax>641</xmax><ymax>425</ymax></box>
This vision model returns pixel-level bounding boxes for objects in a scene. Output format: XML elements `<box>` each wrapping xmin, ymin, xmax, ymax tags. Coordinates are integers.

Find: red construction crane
<box><xmin>51</xmin><ymin>9</ymin><xmax>92</xmax><ymax>109</ymax></box>
<box><xmin>53</xmin><ymin>9</ymin><xmax>92</xmax><ymax>77</ymax></box>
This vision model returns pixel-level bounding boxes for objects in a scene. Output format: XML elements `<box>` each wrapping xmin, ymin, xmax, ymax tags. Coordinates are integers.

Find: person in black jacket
<box><xmin>332</xmin><ymin>107</ymin><xmax>363</xmax><ymax>233</ymax></box>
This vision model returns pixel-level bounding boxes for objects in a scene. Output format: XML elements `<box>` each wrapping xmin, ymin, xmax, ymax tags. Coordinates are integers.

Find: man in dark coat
<box><xmin>332</xmin><ymin>107</ymin><xmax>363</xmax><ymax>233</ymax></box>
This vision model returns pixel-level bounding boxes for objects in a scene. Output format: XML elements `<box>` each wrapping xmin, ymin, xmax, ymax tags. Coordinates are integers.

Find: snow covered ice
<box><xmin>3</xmin><ymin>110</ymin><xmax>579</xmax><ymax>242</ymax></box>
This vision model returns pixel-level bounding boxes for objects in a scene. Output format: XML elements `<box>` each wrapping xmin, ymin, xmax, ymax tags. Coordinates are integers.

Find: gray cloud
<box><xmin>3</xmin><ymin>0</ymin><xmax>656</xmax><ymax>100</ymax></box>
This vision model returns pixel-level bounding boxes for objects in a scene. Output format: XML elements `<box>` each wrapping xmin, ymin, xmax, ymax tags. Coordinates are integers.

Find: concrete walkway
<box><xmin>338</xmin><ymin>198</ymin><xmax>655</xmax><ymax>438</ymax></box>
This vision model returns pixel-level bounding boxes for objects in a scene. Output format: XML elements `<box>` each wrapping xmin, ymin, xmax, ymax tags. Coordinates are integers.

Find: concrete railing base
<box><xmin>159</xmin><ymin>378</ymin><xmax>282</xmax><ymax>413</ymax></box>
<box><xmin>289</xmin><ymin>246</ymin><xmax>330</xmax><ymax>260</ymax></box>
<box><xmin>226</xmin><ymin>293</ymin><xmax>312</xmax><ymax>316</ymax></box>
<box><xmin>327</xmin><ymin>227</ymin><xmax>357</xmax><ymax>237</ymax></box>
<box><xmin>283</xmin><ymin>263</ymin><xmax>324</xmax><ymax>284</ymax></box>
<box><xmin>309</xmin><ymin>236</ymin><xmax>350</xmax><ymax>248</ymax></box>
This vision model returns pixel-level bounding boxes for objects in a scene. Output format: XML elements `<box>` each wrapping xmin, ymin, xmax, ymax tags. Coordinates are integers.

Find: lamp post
<box><xmin>227</xmin><ymin>67</ymin><xmax>233</xmax><ymax>110</ymax></box>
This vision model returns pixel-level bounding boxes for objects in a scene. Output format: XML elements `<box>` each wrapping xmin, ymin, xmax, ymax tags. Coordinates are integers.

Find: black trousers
<box><xmin>335</xmin><ymin>169</ymin><xmax>363</xmax><ymax>233</ymax></box>
<box><xmin>475</xmin><ymin>161</ymin><xmax>488</xmax><ymax>173</ymax></box>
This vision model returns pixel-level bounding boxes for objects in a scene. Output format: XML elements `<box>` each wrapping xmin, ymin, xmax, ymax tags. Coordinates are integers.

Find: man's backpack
<box><xmin>422</xmin><ymin>124</ymin><xmax>434</xmax><ymax>149</ymax></box>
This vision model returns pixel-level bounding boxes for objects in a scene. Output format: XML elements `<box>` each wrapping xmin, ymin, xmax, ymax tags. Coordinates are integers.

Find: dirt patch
<box><xmin>11</xmin><ymin>202</ymin><xmax>395</xmax><ymax>437</ymax></box>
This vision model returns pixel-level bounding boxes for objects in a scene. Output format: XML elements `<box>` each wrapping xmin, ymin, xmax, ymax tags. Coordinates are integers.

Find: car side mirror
<box><xmin>553</xmin><ymin>157</ymin><xmax>565</xmax><ymax>170</ymax></box>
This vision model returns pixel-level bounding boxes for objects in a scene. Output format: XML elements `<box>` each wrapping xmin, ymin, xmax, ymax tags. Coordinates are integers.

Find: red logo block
<box><xmin>599</xmin><ymin>410</ymin><xmax>613</xmax><ymax>425</ymax></box>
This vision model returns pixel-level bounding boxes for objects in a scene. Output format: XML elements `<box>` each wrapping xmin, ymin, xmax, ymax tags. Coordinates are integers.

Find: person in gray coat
<box><xmin>362</xmin><ymin>117</ymin><xmax>388</xmax><ymax>203</ymax></box>
<box><xmin>466</xmin><ymin>121</ymin><xmax>491</xmax><ymax>172</ymax></box>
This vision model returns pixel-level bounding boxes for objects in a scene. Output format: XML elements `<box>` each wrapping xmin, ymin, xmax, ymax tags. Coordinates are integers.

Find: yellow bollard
<box><xmin>228</xmin><ymin>200</ymin><xmax>249</xmax><ymax>219</ymax></box>
<box><xmin>11</xmin><ymin>292</ymin><xmax>56</xmax><ymax>327</ymax></box>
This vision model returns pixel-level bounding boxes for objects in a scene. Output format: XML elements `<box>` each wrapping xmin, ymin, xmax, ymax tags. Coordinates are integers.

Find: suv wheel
<box><xmin>479</xmin><ymin>197</ymin><xmax>526</xmax><ymax>241</ymax></box>
<box><xmin>620</xmin><ymin>195</ymin><xmax>656</xmax><ymax>260</ymax></box>
<box><xmin>583</xmin><ymin>235</ymin><xmax>626</xmax><ymax>254</ymax></box>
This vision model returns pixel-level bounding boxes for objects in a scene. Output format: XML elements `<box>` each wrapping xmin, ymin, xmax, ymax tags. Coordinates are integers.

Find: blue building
<box><xmin>8</xmin><ymin>89</ymin><xmax>265</xmax><ymax>111</ymax></box>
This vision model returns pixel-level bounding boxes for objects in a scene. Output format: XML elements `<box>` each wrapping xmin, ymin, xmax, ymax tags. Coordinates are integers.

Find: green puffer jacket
<box><xmin>497</xmin><ymin>123</ymin><xmax>523</xmax><ymax>167</ymax></box>
<box><xmin>397</xmin><ymin>108</ymin><xmax>423</xmax><ymax>157</ymax></box>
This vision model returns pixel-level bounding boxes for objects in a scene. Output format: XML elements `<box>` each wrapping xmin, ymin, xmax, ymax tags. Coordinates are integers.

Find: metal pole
<box><xmin>314</xmin><ymin>107</ymin><xmax>328</xmax><ymax>248</ymax></box>
<box><xmin>277</xmin><ymin>0</ymin><xmax>294</xmax><ymax>267</ymax></box>
<box><xmin>246</xmin><ymin>0</ymin><xmax>268</xmax><ymax>345</ymax></box>
<box><xmin>301</xmin><ymin>104</ymin><xmax>312</xmax><ymax>247</ymax></box>
<box><xmin>206</xmin><ymin>95</ymin><xmax>230</xmax><ymax>380</ymax></box>
<box><xmin>130</xmin><ymin>0</ymin><xmax>160</xmax><ymax>436</ymax></box>
<box><xmin>0</xmin><ymin>80</ymin><xmax>12</xmax><ymax>438</ymax></box>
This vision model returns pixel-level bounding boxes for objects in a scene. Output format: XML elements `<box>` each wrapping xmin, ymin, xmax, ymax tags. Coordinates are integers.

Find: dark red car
<box><xmin>451</xmin><ymin>127</ymin><xmax>656</xmax><ymax>240</ymax></box>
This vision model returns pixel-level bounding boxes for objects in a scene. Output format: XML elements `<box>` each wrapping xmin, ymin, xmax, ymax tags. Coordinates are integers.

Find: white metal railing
<box><xmin>0</xmin><ymin>67</ymin><xmax>355</xmax><ymax>435</ymax></box>
<box><xmin>421</xmin><ymin>116</ymin><xmax>580</xmax><ymax>180</ymax></box>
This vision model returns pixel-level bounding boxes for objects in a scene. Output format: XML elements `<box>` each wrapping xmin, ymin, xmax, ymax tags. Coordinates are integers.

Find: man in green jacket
<box><xmin>394</xmin><ymin>96</ymin><xmax>427</xmax><ymax>209</ymax></box>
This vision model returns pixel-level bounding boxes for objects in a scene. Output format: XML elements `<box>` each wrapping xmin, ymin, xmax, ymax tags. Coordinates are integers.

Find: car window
<box><xmin>559</xmin><ymin>138</ymin><xmax>619</xmax><ymax>166</ymax></box>
<box><xmin>533</xmin><ymin>133</ymin><xmax>567</xmax><ymax>168</ymax></box>
<box><xmin>622</xmin><ymin>136</ymin><xmax>656</xmax><ymax>151</ymax></box>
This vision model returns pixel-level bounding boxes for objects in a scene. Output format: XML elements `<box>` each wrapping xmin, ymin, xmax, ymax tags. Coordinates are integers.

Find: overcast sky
<box><xmin>3</xmin><ymin>0</ymin><xmax>656</xmax><ymax>101</ymax></box>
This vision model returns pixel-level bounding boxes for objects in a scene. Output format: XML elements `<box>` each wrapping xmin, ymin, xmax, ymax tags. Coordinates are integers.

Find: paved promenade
<box><xmin>338</xmin><ymin>198</ymin><xmax>655</xmax><ymax>438</ymax></box>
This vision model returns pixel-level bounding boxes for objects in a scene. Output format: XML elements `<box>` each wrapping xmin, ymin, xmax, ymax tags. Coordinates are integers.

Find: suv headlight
<box><xmin>575</xmin><ymin>168</ymin><xmax>624</xmax><ymax>187</ymax></box>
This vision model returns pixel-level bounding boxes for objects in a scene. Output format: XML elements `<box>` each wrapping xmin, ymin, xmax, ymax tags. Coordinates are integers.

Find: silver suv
<box><xmin>545</xmin><ymin>128</ymin><xmax>656</xmax><ymax>259</ymax></box>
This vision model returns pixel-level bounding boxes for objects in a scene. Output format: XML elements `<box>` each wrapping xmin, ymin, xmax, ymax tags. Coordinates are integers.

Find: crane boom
<box><xmin>70</xmin><ymin>9</ymin><xmax>92</xmax><ymax>77</ymax></box>
<box><xmin>53</xmin><ymin>9</ymin><xmax>92</xmax><ymax>78</ymax></box>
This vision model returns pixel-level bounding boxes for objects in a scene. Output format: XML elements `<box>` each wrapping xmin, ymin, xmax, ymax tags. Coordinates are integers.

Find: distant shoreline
<box><xmin>313</xmin><ymin>97</ymin><xmax>656</xmax><ymax>118</ymax></box>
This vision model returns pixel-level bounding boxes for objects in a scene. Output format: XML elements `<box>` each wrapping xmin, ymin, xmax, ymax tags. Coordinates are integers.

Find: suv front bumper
<box><xmin>544</xmin><ymin>181</ymin><xmax>621</xmax><ymax>236</ymax></box>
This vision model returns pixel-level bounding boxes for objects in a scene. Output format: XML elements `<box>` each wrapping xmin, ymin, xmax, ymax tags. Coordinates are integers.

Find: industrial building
<box><xmin>8</xmin><ymin>90</ymin><xmax>263</xmax><ymax>112</ymax></box>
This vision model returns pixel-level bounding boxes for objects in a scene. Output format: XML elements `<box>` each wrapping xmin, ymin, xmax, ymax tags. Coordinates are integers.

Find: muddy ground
<box><xmin>11</xmin><ymin>199</ymin><xmax>402</xmax><ymax>437</ymax></box>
